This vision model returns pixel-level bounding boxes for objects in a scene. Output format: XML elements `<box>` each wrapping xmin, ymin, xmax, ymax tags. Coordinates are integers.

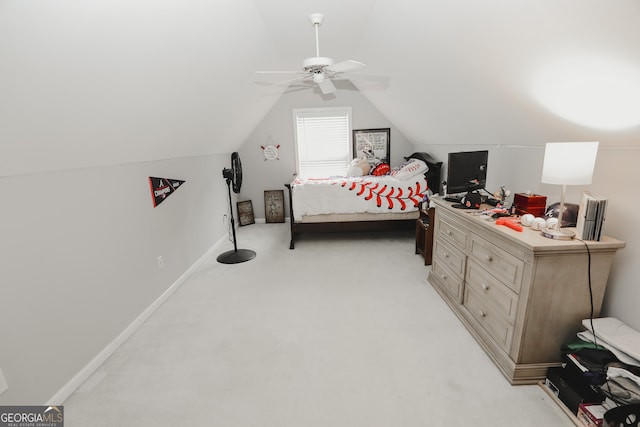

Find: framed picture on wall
<box><xmin>264</xmin><ymin>190</ymin><xmax>285</xmax><ymax>223</ymax></box>
<box><xmin>353</xmin><ymin>128</ymin><xmax>390</xmax><ymax>163</ymax></box>
<box><xmin>237</xmin><ymin>200</ymin><xmax>255</xmax><ymax>226</ymax></box>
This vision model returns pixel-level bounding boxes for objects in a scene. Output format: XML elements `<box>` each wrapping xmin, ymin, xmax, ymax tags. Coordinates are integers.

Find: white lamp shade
<box><xmin>541</xmin><ymin>141</ymin><xmax>599</xmax><ymax>185</ymax></box>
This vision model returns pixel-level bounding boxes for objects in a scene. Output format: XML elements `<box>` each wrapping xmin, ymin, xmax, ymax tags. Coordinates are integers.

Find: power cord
<box><xmin>578</xmin><ymin>238</ymin><xmax>598</xmax><ymax>350</ymax></box>
<box><xmin>575</xmin><ymin>235</ymin><xmax>640</xmax><ymax>407</ymax></box>
<box><xmin>223</xmin><ymin>212</ymin><xmax>233</xmax><ymax>243</ymax></box>
<box><xmin>576</xmin><ymin>238</ymin><xmax>622</xmax><ymax>406</ymax></box>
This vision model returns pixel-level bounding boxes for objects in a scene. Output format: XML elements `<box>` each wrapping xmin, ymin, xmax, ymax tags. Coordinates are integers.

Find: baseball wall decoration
<box><xmin>261</xmin><ymin>144</ymin><xmax>280</xmax><ymax>161</ymax></box>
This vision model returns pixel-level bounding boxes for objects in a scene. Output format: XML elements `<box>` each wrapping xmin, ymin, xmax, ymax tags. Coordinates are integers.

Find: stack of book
<box><xmin>576</xmin><ymin>191</ymin><xmax>608</xmax><ymax>241</ymax></box>
<box><xmin>544</xmin><ymin>317</ymin><xmax>640</xmax><ymax>425</ymax></box>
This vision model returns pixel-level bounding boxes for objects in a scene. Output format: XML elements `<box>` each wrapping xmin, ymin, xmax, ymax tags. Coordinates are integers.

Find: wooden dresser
<box><xmin>428</xmin><ymin>197</ymin><xmax>625</xmax><ymax>384</ymax></box>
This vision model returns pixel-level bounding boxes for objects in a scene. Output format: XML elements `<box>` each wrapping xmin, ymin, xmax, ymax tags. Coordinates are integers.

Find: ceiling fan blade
<box><xmin>318</xmin><ymin>78</ymin><xmax>336</xmax><ymax>94</ymax></box>
<box><xmin>260</xmin><ymin>74</ymin><xmax>310</xmax><ymax>88</ymax></box>
<box><xmin>255</xmin><ymin>71</ymin><xmax>309</xmax><ymax>76</ymax></box>
<box><xmin>283</xmin><ymin>85</ymin><xmax>314</xmax><ymax>94</ymax></box>
<box><xmin>326</xmin><ymin>60</ymin><xmax>366</xmax><ymax>73</ymax></box>
<box><xmin>256</xmin><ymin>69</ymin><xmax>305</xmax><ymax>74</ymax></box>
<box><xmin>345</xmin><ymin>73</ymin><xmax>390</xmax><ymax>83</ymax></box>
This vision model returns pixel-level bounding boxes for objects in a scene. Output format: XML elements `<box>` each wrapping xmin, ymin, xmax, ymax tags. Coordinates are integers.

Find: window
<box><xmin>293</xmin><ymin>107</ymin><xmax>352</xmax><ymax>178</ymax></box>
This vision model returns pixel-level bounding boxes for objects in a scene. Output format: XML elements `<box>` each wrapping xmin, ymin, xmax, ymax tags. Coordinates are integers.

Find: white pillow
<box><xmin>390</xmin><ymin>158</ymin><xmax>428</xmax><ymax>181</ymax></box>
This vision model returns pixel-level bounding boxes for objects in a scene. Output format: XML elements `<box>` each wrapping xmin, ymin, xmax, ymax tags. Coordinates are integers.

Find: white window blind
<box><xmin>294</xmin><ymin>107</ymin><xmax>352</xmax><ymax>178</ymax></box>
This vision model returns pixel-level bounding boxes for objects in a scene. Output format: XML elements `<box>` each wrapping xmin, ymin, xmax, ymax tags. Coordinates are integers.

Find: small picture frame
<box><xmin>264</xmin><ymin>190</ymin><xmax>285</xmax><ymax>223</ymax></box>
<box><xmin>237</xmin><ymin>200</ymin><xmax>255</xmax><ymax>226</ymax></box>
<box><xmin>353</xmin><ymin>128</ymin><xmax>391</xmax><ymax>163</ymax></box>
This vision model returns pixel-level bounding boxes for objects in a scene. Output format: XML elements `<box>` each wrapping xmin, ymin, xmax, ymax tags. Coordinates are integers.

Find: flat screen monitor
<box><xmin>446</xmin><ymin>150</ymin><xmax>489</xmax><ymax>195</ymax></box>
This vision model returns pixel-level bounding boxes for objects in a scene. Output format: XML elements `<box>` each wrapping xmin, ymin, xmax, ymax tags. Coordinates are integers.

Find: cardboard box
<box><xmin>514</xmin><ymin>193</ymin><xmax>547</xmax><ymax>217</ymax></box>
<box><xmin>577</xmin><ymin>403</ymin><xmax>606</xmax><ymax>427</ymax></box>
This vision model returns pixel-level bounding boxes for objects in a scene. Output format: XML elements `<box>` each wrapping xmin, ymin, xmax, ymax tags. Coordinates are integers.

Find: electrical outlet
<box><xmin>0</xmin><ymin>368</ymin><xmax>8</xmax><ymax>394</ymax></box>
<box><xmin>157</xmin><ymin>256</ymin><xmax>164</xmax><ymax>269</ymax></box>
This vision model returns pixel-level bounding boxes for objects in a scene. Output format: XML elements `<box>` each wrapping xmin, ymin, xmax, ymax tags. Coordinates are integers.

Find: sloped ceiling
<box><xmin>1</xmin><ymin>0</ymin><xmax>639</xmax><ymax>176</ymax></box>
<box><xmin>0</xmin><ymin>0</ymin><xmax>285</xmax><ymax>175</ymax></box>
<box><xmin>357</xmin><ymin>0</ymin><xmax>640</xmax><ymax>147</ymax></box>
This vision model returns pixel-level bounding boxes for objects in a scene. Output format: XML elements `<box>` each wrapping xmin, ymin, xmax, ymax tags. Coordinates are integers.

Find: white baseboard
<box><xmin>45</xmin><ymin>236</ymin><xmax>227</xmax><ymax>405</ymax></box>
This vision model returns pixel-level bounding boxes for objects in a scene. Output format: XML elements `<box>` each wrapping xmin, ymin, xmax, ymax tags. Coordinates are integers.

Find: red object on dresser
<box><xmin>514</xmin><ymin>192</ymin><xmax>547</xmax><ymax>217</ymax></box>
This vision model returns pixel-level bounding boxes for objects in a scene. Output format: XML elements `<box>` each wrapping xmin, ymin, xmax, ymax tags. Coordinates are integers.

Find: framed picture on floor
<box><xmin>237</xmin><ymin>200</ymin><xmax>255</xmax><ymax>226</ymax></box>
<box><xmin>353</xmin><ymin>128</ymin><xmax>390</xmax><ymax>163</ymax></box>
<box><xmin>264</xmin><ymin>190</ymin><xmax>285</xmax><ymax>223</ymax></box>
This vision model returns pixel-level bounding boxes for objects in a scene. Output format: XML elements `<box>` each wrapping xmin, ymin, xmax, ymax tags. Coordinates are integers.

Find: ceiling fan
<box><xmin>256</xmin><ymin>13</ymin><xmax>381</xmax><ymax>95</ymax></box>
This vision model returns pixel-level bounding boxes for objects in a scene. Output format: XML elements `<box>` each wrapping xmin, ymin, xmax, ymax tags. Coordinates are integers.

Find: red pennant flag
<box><xmin>149</xmin><ymin>177</ymin><xmax>186</xmax><ymax>208</ymax></box>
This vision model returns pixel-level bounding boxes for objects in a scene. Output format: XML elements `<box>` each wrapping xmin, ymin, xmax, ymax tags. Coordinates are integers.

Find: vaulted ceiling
<box><xmin>2</xmin><ymin>0</ymin><xmax>639</xmax><ymax>176</ymax></box>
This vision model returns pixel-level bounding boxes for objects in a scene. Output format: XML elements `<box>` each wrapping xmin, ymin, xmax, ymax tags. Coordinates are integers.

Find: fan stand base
<box><xmin>217</xmin><ymin>248</ymin><xmax>256</xmax><ymax>264</ymax></box>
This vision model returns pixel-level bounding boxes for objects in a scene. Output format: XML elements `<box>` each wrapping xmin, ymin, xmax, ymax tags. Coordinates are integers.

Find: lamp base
<box><xmin>540</xmin><ymin>227</ymin><xmax>575</xmax><ymax>240</ymax></box>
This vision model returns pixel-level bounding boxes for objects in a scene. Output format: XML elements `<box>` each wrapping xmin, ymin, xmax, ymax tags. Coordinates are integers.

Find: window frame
<box><xmin>292</xmin><ymin>106</ymin><xmax>353</xmax><ymax>179</ymax></box>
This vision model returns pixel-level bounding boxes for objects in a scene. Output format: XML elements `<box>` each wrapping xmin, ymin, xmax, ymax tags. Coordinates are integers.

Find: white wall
<box><xmin>412</xmin><ymin>141</ymin><xmax>640</xmax><ymax>331</ymax></box>
<box><xmin>0</xmin><ymin>154</ymin><xmax>229</xmax><ymax>404</ymax></box>
<box><xmin>237</xmin><ymin>88</ymin><xmax>414</xmax><ymax>219</ymax></box>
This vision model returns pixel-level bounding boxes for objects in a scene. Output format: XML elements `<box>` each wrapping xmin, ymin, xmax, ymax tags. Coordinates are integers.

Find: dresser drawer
<box><xmin>436</xmin><ymin>212</ymin><xmax>468</xmax><ymax>251</ymax></box>
<box><xmin>432</xmin><ymin>257</ymin><xmax>465</xmax><ymax>303</ymax></box>
<box><xmin>468</xmin><ymin>234</ymin><xmax>524</xmax><ymax>293</ymax></box>
<box><xmin>464</xmin><ymin>286</ymin><xmax>515</xmax><ymax>353</ymax></box>
<box><xmin>466</xmin><ymin>260</ymin><xmax>518</xmax><ymax>324</ymax></box>
<box><xmin>434</xmin><ymin>237</ymin><xmax>466</xmax><ymax>278</ymax></box>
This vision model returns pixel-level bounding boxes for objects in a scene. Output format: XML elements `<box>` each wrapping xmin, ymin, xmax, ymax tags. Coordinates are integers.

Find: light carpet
<box><xmin>64</xmin><ymin>223</ymin><xmax>572</xmax><ymax>426</ymax></box>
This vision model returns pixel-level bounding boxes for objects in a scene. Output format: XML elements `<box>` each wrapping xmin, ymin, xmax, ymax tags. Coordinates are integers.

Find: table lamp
<box><xmin>540</xmin><ymin>141</ymin><xmax>599</xmax><ymax>240</ymax></box>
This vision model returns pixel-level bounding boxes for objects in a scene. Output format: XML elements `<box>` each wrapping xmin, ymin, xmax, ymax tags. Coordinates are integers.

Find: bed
<box><xmin>285</xmin><ymin>152</ymin><xmax>442</xmax><ymax>249</ymax></box>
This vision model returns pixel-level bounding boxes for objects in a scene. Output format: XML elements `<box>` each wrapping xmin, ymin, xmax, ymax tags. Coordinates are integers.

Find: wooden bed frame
<box><xmin>285</xmin><ymin>183</ymin><xmax>417</xmax><ymax>249</ymax></box>
<box><xmin>284</xmin><ymin>153</ymin><xmax>442</xmax><ymax>249</ymax></box>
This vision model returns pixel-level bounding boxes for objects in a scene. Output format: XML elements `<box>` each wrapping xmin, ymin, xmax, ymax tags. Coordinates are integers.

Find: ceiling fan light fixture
<box><xmin>303</xmin><ymin>56</ymin><xmax>333</xmax><ymax>73</ymax></box>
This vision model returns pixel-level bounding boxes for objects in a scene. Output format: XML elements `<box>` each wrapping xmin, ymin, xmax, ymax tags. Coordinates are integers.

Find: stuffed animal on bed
<box><xmin>360</xmin><ymin>148</ymin><xmax>383</xmax><ymax>169</ymax></box>
<box><xmin>346</xmin><ymin>157</ymin><xmax>371</xmax><ymax>176</ymax></box>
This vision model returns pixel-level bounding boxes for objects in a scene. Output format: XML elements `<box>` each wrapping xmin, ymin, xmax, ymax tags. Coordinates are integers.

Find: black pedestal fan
<box><xmin>217</xmin><ymin>152</ymin><xmax>256</xmax><ymax>264</ymax></box>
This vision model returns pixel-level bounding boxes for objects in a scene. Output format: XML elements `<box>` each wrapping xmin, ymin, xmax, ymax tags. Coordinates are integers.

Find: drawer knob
<box><xmin>479</xmin><ymin>310</ymin><xmax>487</xmax><ymax>318</ymax></box>
<box><xmin>481</xmin><ymin>283</ymin><xmax>490</xmax><ymax>291</ymax></box>
<box><xmin>485</xmin><ymin>255</ymin><xmax>493</xmax><ymax>262</ymax></box>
